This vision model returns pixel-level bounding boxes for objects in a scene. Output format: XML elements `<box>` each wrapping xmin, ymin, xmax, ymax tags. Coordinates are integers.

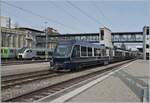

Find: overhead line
<box><xmin>1</xmin><ymin>1</ymin><xmax>78</xmax><ymax>31</ymax></box>
<box><xmin>50</xmin><ymin>1</ymin><xmax>86</xmax><ymax>31</ymax></box>
<box><xmin>91</xmin><ymin>2</ymin><xmax>112</xmax><ymax>28</ymax></box>
<box><xmin>51</xmin><ymin>2</ymin><xmax>82</xmax><ymax>25</ymax></box>
<box><xmin>67</xmin><ymin>1</ymin><xmax>103</xmax><ymax>26</ymax></box>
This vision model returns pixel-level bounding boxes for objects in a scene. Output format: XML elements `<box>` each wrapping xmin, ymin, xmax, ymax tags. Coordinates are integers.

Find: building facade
<box><xmin>1</xmin><ymin>27</ymin><xmax>26</xmax><ymax>48</ymax></box>
<box><xmin>99</xmin><ymin>27</ymin><xmax>113</xmax><ymax>48</ymax></box>
<box><xmin>36</xmin><ymin>27</ymin><xmax>144</xmax><ymax>52</ymax></box>
<box><xmin>1</xmin><ymin>27</ymin><xmax>44</xmax><ymax>48</ymax></box>
<box><xmin>112</xmin><ymin>32</ymin><xmax>143</xmax><ymax>51</ymax></box>
<box><xmin>16</xmin><ymin>27</ymin><xmax>44</xmax><ymax>48</ymax></box>
<box><xmin>143</xmin><ymin>26</ymin><xmax>150</xmax><ymax>60</ymax></box>
<box><xmin>0</xmin><ymin>16</ymin><xmax>11</xmax><ymax>28</ymax></box>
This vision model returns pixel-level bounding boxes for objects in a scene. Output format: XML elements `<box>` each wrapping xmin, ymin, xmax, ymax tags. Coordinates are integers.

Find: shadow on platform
<box><xmin>113</xmin><ymin>70</ymin><xmax>149</xmax><ymax>101</ymax></box>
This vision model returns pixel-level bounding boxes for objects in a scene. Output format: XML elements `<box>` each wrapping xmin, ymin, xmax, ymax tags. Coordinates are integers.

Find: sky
<box><xmin>1</xmin><ymin>0</ymin><xmax>149</xmax><ymax>34</ymax></box>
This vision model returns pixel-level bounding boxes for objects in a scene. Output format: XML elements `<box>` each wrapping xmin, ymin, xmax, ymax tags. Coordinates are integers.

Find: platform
<box><xmin>1</xmin><ymin>62</ymin><xmax>49</xmax><ymax>76</ymax></box>
<box><xmin>51</xmin><ymin>60</ymin><xmax>149</xmax><ymax>102</ymax></box>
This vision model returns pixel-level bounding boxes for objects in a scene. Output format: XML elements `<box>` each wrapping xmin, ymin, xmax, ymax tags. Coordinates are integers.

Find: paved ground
<box><xmin>51</xmin><ymin>60</ymin><xmax>149</xmax><ymax>102</ymax></box>
<box><xmin>1</xmin><ymin>62</ymin><xmax>49</xmax><ymax>76</ymax></box>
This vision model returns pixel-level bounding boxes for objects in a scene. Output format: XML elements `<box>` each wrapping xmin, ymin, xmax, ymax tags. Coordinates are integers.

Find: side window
<box><xmin>4</xmin><ymin>49</ymin><xmax>7</xmax><ymax>54</ymax></box>
<box><xmin>88</xmin><ymin>47</ymin><xmax>92</xmax><ymax>56</ymax></box>
<box><xmin>10</xmin><ymin>49</ymin><xmax>13</xmax><ymax>53</ymax></box>
<box><xmin>94</xmin><ymin>48</ymin><xmax>101</xmax><ymax>56</ymax></box>
<box><xmin>26</xmin><ymin>50</ymin><xmax>32</xmax><ymax>52</ymax></box>
<box><xmin>81</xmin><ymin>46</ymin><xmax>87</xmax><ymax>56</ymax></box>
<box><xmin>37</xmin><ymin>51</ymin><xmax>45</xmax><ymax>55</ymax></box>
<box><xmin>48</xmin><ymin>51</ymin><xmax>53</xmax><ymax>56</ymax></box>
<box><xmin>94</xmin><ymin>48</ymin><xmax>97</xmax><ymax>56</ymax></box>
<box><xmin>102</xmin><ymin>49</ymin><xmax>106</xmax><ymax>56</ymax></box>
<box><xmin>72</xmin><ymin>45</ymin><xmax>80</xmax><ymax>57</ymax></box>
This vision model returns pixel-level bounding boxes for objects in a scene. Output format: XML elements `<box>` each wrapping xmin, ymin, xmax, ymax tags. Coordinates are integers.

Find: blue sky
<box><xmin>1</xmin><ymin>0</ymin><xmax>149</xmax><ymax>34</ymax></box>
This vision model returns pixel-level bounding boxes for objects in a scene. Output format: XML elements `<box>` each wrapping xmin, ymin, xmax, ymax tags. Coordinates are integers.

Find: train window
<box><xmin>146</xmin><ymin>44</ymin><xmax>149</xmax><ymax>48</ymax></box>
<box><xmin>94</xmin><ymin>48</ymin><xmax>96</xmax><ymax>56</ymax></box>
<box><xmin>54</xmin><ymin>44</ymin><xmax>72</xmax><ymax>57</ymax></box>
<box><xmin>4</xmin><ymin>49</ymin><xmax>7</xmax><ymax>53</ymax></box>
<box><xmin>94</xmin><ymin>48</ymin><xmax>101</xmax><ymax>56</ymax></box>
<box><xmin>88</xmin><ymin>47</ymin><xmax>92</xmax><ymax>56</ymax></box>
<box><xmin>26</xmin><ymin>50</ymin><xmax>32</xmax><ymax>52</ymax></box>
<box><xmin>26</xmin><ymin>50</ymin><xmax>29</xmax><ymax>52</ymax></box>
<box><xmin>48</xmin><ymin>52</ymin><xmax>53</xmax><ymax>56</ymax></box>
<box><xmin>81</xmin><ymin>46</ymin><xmax>87</xmax><ymax>56</ymax></box>
<box><xmin>115</xmin><ymin>51</ymin><xmax>122</xmax><ymax>57</ymax></box>
<box><xmin>37</xmin><ymin>51</ymin><xmax>45</xmax><ymax>56</ymax></box>
<box><xmin>72</xmin><ymin>45</ymin><xmax>80</xmax><ymax>57</ymax></box>
<box><xmin>10</xmin><ymin>49</ymin><xmax>13</xmax><ymax>53</ymax></box>
<box><xmin>1</xmin><ymin>49</ymin><xmax>3</xmax><ymax>53</ymax></box>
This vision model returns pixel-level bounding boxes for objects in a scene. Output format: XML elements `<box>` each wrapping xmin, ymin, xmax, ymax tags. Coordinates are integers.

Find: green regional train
<box><xmin>1</xmin><ymin>47</ymin><xmax>53</xmax><ymax>59</ymax></box>
<box><xmin>1</xmin><ymin>47</ymin><xmax>18</xmax><ymax>59</ymax></box>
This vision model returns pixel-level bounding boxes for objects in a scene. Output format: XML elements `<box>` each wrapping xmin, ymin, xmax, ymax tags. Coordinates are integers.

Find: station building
<box><xmin>36</xmin><ymin>27</ymin><xmax>143</xmax><ymax>51</ymax></box>
<box><xmin>36</xmin><ymin>26</ymin><xmax>149</xmax><ymax>60</ymax></box>
<box><xmin>1</xmin><ymin>27</ymin><xmax>44</xmax><ymax>48</ymax></box>
<box><xmin>1</xmin><ymin>27</ymin><xmax>59</xmax><ymax>48</ymax></box>
<box><xmin>143</xmin><ymin>26</ymin><xmax>150</xmax><ymax>60</ymax></box>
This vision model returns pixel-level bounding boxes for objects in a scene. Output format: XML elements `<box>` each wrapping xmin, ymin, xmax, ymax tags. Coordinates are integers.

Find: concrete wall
<box><xmin>143</xmin><ymin>26</ymin><xmax>150</xmax><ymax>60</ymax></box>
<box><xmin>99</xmin><ymin>27</ymin><xmax>113</xmax><ymax>48</ymax></box>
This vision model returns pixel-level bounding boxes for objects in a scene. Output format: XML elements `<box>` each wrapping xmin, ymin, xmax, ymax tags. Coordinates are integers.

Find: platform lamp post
<box><xmin>45</xmin><ymin>21</ymin><xmax>48</xmax><ymax>61</ymax></box>
<box><xmin>99</xmin><ymin>28</ymin><xmax>101</xmax><ymax>44</ymax></box>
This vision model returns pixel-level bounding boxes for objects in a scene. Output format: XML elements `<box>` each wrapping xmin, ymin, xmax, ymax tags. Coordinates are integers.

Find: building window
<box><xmin>101</xmin><ymin>30</ymin><xmax>104</xmax><ymax>40</ymax></box>
<box><xmin>146</xmin><ymin>44</ymin><xmax>149</xmax><ymax>48</ymax></box>
<box><xmin>146</xmin><ymin>28</ymin><xmax>149</xmax><ymax>35</ymax></box>
<box><xmin>146</xmin><ymin>52</ymin><xmax>149</xmax><ymax>60</ymax></box>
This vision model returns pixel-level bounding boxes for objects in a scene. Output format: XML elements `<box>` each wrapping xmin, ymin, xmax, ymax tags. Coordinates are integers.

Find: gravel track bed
<box><xmin>2</xmin><ymin>60</ymin><xmax>131</xmax><ymax>101</ymax></box>
<box><xmin>2</xmin><ymin>70</ymin><xmax>51</xmax><ymax>82</ymax></box>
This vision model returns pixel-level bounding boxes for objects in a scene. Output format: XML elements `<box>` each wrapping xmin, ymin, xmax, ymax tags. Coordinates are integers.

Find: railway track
<box><xmin>1</xmin><ymin>70</ymin><xmax>65</xmax><ymax>88</ymax></box>
<box><xmin>1</xmin><ymin>59</ymin><xmax>49</xmax><ymax>66</ymax></box>
<box><xmin>2</xmin><ymin>60</ymin><xmax>134</xmax><ymax>102</ymax></box>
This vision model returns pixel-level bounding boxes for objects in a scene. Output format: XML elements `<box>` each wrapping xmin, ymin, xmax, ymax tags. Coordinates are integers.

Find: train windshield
<box><xmin>54</xmin><ymin>44</ymin><xmax>72</xmax><ymax>57</ymax></box>
<box><xmin>18</xmin><ymin>47</ymin><xmax>27</xmax><ymax>53</ymax></box>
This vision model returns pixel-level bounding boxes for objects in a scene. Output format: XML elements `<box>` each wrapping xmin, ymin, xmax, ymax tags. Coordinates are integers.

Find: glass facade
<box><xmin>112</xmin><ymin>34</ymin><xmax>143</xmax><ymax>42</ymax></box>
<box><xmin>36</xmin><ymin>32</ymin><xmax>143</xmax><ymax>52</ymax></box>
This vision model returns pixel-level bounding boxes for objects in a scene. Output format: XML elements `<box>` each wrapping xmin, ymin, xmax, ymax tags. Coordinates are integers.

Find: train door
<box><xmin>2</xmin><ymin>48</ymin><xmax>9</xmax><ymax>59</ymax></box>
<box><xmin>106</xmin><ymin>48</ymin><xmax>110</xmax><ymax>57</ymax></box>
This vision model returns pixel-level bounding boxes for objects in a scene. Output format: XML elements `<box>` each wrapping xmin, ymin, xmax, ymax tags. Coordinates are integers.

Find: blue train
<box><xmin>50</xmin><ymin>40</ymin><xmax>136</xmax><ymax>71</ymax></box>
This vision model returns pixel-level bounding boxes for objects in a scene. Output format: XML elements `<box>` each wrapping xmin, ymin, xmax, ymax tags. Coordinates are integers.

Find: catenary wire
<box><xmin>1</xmin><ymin>1</ymin><xmax>79</xmax><ymax>32</ymax></box>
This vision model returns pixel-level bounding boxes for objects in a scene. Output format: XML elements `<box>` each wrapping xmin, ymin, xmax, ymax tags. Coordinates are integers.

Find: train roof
<box><xmin>58</xmin><ymin>40</ymin><xmax>105</xmax><ymax>48</ymax></box>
